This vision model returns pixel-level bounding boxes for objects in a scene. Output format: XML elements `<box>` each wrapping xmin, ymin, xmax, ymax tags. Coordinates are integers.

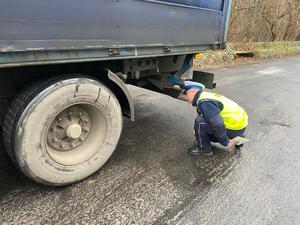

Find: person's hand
<box><xmin>226</xmin><ymin>139</ymin><xmax>237</xmax><ymax>151</ymax></box>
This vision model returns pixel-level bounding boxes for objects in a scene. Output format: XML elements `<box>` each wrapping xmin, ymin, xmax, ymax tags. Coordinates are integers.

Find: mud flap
<box><xmin>192</xmin><ymin>70</ymin><xmax>216</xmax><ymax>89</ymax></box>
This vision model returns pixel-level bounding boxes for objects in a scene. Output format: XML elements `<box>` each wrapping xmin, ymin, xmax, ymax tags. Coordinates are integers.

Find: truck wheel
<box><xmin>2</xmin><ymin>76</ymin><xmax>123</xmax><ymax>186</ymax></box>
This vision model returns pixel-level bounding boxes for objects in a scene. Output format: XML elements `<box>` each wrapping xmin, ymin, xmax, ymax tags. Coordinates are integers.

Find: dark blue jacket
<box><xmin>192</xmin><ymin>91</ymin><xmax>230</xmax><ymax>146</ymax></box>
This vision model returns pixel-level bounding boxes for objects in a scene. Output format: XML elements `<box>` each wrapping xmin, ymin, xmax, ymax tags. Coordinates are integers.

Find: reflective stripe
<box><xmin>198</xmin><ymin>92</ymin><xmax>248</xmax><ymax>130</ymax></box>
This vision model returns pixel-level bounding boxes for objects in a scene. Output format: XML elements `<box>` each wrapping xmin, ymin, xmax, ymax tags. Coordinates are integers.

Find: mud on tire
<box><xmin>2</xmin><ymin>76</ymin><xmax>123</xmax><ymax>186</ymax></box>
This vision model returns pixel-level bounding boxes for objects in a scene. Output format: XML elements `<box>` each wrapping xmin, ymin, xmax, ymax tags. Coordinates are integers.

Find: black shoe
<box><xmin>188</xmin><ymin>144</ymin><xmax>213</xmax><ymax>156</ymax></box>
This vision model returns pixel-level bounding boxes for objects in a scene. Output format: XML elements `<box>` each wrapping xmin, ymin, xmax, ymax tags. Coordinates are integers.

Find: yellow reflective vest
<box><xmin>198</xmin><ymin>92</ymin><xmax>248</xmax><ymax>130</ymax></box>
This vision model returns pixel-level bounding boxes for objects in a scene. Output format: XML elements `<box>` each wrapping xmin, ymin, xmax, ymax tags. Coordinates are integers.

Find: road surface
<box><xmin>1</xmin><ymin>55</ymin><xmax>300</xmax><ymax>225</ymax></box>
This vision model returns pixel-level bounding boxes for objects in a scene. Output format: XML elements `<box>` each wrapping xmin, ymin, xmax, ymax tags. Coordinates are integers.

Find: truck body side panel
<box><xmin>0</xmin><ymin>0</ymin><xmax>231</xmax><ymax>67</ymax></box>
<box><xmin>0</xmin><ymin>0</ymin><xmax>229</xmax><ymax>51</ymax></box>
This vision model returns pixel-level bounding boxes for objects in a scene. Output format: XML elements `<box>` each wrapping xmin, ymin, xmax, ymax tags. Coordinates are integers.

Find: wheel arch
<box><xmin>94</xmin><ymin>69</ymin><xmax>134</xmax><ymax>121</ymax></box>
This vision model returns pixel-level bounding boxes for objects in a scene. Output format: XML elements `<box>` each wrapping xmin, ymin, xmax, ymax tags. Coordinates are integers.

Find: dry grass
<box><xmin>193</xmin><ymin>42</ymin><xmax>300</xmax><ymax>70</ymax></box>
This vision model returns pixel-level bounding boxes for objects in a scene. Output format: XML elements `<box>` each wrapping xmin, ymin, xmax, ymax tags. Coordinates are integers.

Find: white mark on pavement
<box><xmin>257</xmin><ymin>67</ymin><xmax>285</xmax><ymax>75</ymax></box>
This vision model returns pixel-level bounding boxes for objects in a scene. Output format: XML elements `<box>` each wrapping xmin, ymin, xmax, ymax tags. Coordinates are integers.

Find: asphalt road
<box><xmin>1</xmin><ymin>55</ymin><xmax>300</xmax><ymax>225</ymax></box>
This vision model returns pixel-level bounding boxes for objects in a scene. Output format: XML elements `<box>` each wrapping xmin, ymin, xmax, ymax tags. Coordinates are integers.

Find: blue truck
<box><xmin>0</xmin><ymin>0</ymin><xmax>232</xmax><ymax>185</ymax></box>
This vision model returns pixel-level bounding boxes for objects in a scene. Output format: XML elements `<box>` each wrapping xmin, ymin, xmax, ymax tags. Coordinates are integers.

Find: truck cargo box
<box><xmin>0</xmin><ymin>0</ymin><xmax>232</xmax><ymax>67</ymax></box>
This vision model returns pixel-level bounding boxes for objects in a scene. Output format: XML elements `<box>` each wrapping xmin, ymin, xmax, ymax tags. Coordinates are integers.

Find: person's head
<box><xmin>183</xmin><ymin>81</ymin><xmax>205</xmax><ymax>103</ymax></box>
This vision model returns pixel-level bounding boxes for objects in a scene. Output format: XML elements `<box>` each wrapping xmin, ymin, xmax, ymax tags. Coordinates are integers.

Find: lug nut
<box><xmin>83</xmin><ymin>128</ymin><xmax>89</xmax><ymax>132</ymax></box>
<box><xmin>52</xmin><ymin>138</ymin><xmax>58</xmax><ymax>142</ymax></box>
<box><xmin>79</xmin><ymin>137</ymin><xmax>84</xmax><ymax>142</ymax></box>
<box><xmin>60</xmin><ymin>144</ymin><xmax>65</xmax><ymax>149</ymax></box>
<box><xmin>70</xmin><ymin>143</ymin><xmax>75</xmax><ymax>148</ymax></box>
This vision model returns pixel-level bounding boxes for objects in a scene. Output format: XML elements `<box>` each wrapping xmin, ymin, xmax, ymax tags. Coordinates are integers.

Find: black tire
<box><xmin>3</xmin><ymin>76</ymin><xmax>123</xmax><ymax>186</ymax></box>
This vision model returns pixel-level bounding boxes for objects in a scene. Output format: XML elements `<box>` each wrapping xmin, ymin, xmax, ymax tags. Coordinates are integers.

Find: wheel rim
<box><xmin>46</xmin><ymin>103</ymin><xmax>108</xmax><ymax>166</ymax></box>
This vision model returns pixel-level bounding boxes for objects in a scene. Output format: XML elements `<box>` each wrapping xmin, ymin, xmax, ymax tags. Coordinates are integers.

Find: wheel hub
<box><xmin>47</xmin><ymin>106</ymin><xmax>91</xmax><ymax>151</ymax></box>
<box><xmin>66</xmin><ymin>124</ymin><xmax>82</xmax><ymax>139</ymax></box>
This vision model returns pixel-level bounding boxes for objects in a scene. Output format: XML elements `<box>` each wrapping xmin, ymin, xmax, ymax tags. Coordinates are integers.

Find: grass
<box><xmin>254</xmin><ymin>41</ymin><xmax>300</xmax><ymax>59</ymax></box>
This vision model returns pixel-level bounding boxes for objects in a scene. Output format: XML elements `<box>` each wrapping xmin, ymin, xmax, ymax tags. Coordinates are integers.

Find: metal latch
<box><xmin>163</xmin><ymin>46</ymin><xmax>171</xmax><ymax>53</ymax></box>
<box><xmin>109</xmin><ymin>48</ymin><xmax>120</xmax><ymax>56</ymax></box>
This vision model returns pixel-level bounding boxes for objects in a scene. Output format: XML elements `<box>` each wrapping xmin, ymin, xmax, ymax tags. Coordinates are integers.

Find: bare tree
<box><xmin>228</xmin><ymin>0</ymin><xmax>300</xmax><ymax>42</ymax></box>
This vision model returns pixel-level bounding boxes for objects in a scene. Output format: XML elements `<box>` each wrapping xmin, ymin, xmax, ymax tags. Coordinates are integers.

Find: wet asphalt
<box><xmin>1</xmin><ymin>55</ymin><xmax>300</xmax><ymax>225</ymax></box>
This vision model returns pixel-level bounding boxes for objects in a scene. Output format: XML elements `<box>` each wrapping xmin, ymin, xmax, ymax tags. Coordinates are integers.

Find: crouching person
<box><xmin>183</xmin><ymin>81</ymin><xmax>248</xmax><ymax>156</ymax></box>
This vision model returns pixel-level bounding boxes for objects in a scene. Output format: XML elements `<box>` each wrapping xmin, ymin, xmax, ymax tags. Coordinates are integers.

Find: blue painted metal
<box><xmin>0</xmin><ymin>0</ymin><xmax>232</xmax><ymax>67</ymax></box>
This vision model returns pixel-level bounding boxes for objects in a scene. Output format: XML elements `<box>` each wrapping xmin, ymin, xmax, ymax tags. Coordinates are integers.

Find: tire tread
<box><xmin>3</xmin><ymin>76</ymin><xmax>83</xmax><ymax>164</ymax></box>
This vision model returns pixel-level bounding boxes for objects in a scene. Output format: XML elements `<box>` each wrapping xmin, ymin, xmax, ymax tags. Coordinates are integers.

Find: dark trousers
<box><xmin>194</xmin><ymin>115</ymin><xmax>246</xmax><ymax>149</ymax></box>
